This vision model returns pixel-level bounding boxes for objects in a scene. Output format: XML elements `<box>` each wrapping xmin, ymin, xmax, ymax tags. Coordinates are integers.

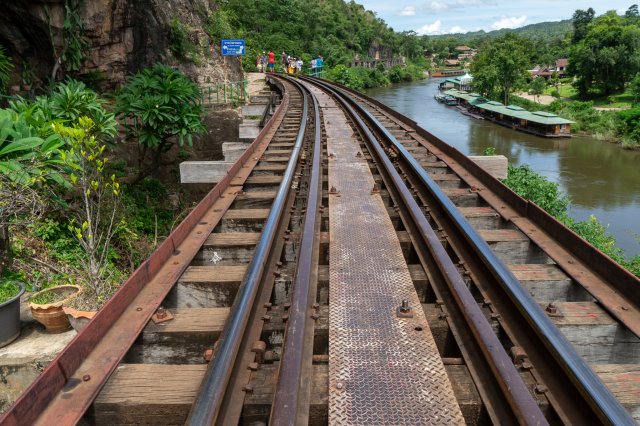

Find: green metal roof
<box><xmin>438</xmin><ymin>91</ymin><xmax>575</xmax><ymax>125</ymax></box>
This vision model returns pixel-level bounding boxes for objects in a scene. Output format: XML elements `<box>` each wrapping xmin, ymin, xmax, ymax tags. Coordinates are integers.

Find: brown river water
<box><xmin>365</xmin><ymin>78</ymin><xmax>640</xmax><ymax>257</ymax></box>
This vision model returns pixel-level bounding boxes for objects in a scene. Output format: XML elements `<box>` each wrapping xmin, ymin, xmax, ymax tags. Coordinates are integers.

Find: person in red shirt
<box><xmin>267</xmin><ymin>50</ymin><xmax>275</xmax><ymax>72</ymax></box>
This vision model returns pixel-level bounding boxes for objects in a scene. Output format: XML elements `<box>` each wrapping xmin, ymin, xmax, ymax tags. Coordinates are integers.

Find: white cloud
<box><xmin>428</xmin><ymin>0</ymin><xmax>495</xmax><ymax>12</ymax></box>
<box><xmin>448</xmin><ymin>26</ymin><xmax>467</xmax><ymax>33</ymax></box>
<box><xmin>398</xmin><ymin>6</ymin><xmax>416</xmax><ymax>16</ymax></box>
<box><xmin>491</xmin><ymin>15</ymin><xmax>527</xmax><ymax>30</ymax></box>
<box><xmin>428</xmin><ymin>1</ymin><xmax>449</xmax><ymax>12</ymax></box>
<box><xmin>416</xmin><ymin>20</ymin><xmax>443</xmax><ymax>35</ymax></box>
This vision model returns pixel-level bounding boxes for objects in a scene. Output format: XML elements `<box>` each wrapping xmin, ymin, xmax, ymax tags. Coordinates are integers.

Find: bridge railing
<box><xmin>305</xmin><ymin>67</ymin><xmax>326</xmax><ymax>78</ymax></box>
<box><xmin>200</xmin><ymin>80</ymin><xmax>247</xmax><ymax>106</ymax></box>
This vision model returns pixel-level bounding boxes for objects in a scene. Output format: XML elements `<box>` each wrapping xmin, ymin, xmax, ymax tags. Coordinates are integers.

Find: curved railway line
<box><xmin>1</xmin><ymin>75</ymin><xmax>639</xmax><ymax>425</ymax></box>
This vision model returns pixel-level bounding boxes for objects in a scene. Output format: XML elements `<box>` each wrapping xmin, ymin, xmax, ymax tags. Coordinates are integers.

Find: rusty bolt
<box><xmin>283</xmin><ymin>302</ymin><xmax>291</xmax><ymax>310</ymax></box>
<box><xmin>521</xmin><ymin>361</ymin><xmax>533</xmax><ymax>370</ymax></box>
<box><xmin>545</xmin><ymin>303</ymin><xmax>557</xmax><ymax>314</ymax></box>
<box><xmin>242</xmin><ymin>383</ymin><xmax>254</xmax><ymax>393</ymax></box>
<box><xmin>490</xmin><ymin>313</ymin><xmax>501</xmax><ymax>320</ymax></box>
<box><xmin>273</xmin><ymin>270</ymin><xmax>281</xmax><ymax>277</ymax></box>
<box><xmin>438</xmin><ymin>312</ymin><xmax>449</xmax><ymax>320</ymax></box>
<box><xmin>264</xmin><ymin>302</ymin><xmax>272</xmax><ymax>310</ymax></box>
<box><xmin>82</xmin><ymin>375</ymin><xmax>91</xmax><ymax>382</ymax></box>
<box><xmin>156</xmin><ymin>307</ymin><xmax>166</xmax><ymax>319</ymax></box>
<box><xmin>400</xmin><ymin>300</ymin><xmax>411</xmax><ymax>313</ymax></box>
<box><xmin>312</xmin><ymin>302</ymin><xmax>320</xmax><ymax>310</ymax></box>
<box><xmin>204</xmin><ymin>348</ymin><xmax>214</xmax><ymax>362</ymax></box>
<box><xmin>262</xmin><ymin>315</ymin><xmax>271</xmax><ymax>322</ymax></box>
<box><xmin>282</xmin><ymin>313</ymin><xmax>289</xmax><ymax>322</ymax></box>
<box><xmin>252</xmin><ymin>341</ymin><xmax>267</xmax><ymax>364</ymax></box>
<box><xmin>435</xmin><ymin>300</ymin><xmax>444</xmax><ymax>306</ymax></box>
<box><xmin>510</xmin><ymin>346</ymin><xmax>527</xmax><ymax>363</ymax></box>
<box><xmin>534</xmin><ymin>384</ymin><xmax>548</xmax><ymax>394</ymax></box>
<box><xmin>336</xmin><ymin>382</ymin><xmax>344</xmax><ymax>390</ymax></box>
<box><xmin>330</xmin><ymin>185</ymin><xmax>338</xmax><ymax>194</ymax></box>
<box><xmin>483</xmin><ymin>299</ymin><xmax>492</xmax><ymax>307</ymax></box>
<box><xmin>356</xmin><ymin>152</ymin><xmax>362</xmax><ymax>157</ymax></box>
<box><xmin>371</xmin><ymin>183</ymin><xmax>380</xmax><ymax>194</ymax></box>
<box><xmin>264</xmin><ymin>350</ymin><xmax>277</xmax><ymax>362</ymax></box>
<box><xmin>248</xmin><ymin>362</ymin><xmax>259</xmax><ymax>371</ymax></box>
<box><xmin>311</xmin><ymin>313</ymin><xmax>320</xmax><ymax>321</ymax></box>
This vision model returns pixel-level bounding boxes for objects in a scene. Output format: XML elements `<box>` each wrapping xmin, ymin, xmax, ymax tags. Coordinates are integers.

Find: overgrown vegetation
<box><xmin>0</xmin><ymin>280</ymin><xmax>19</xmax><ymax>302</ymax></box>
<box><xmin>0</xmin><ymin>45</ymin><xmax>13</xmax><ymax>95</ymax></box>
<box><xmin>0</xmin><ymin>65</ymin><xmax>203</xmax><ymax>309</ymax></box>
<box><xmin>115</xmin><ymin>64</ymin><xmax>205</xmax><ymax>183</ymax></box>
<box><xmin>504</xmin><ymin>163</ymin><xmax>640</xmax><ymax>277</ymax></box>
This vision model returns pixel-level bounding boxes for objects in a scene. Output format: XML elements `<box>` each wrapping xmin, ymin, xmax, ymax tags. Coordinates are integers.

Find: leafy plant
<box><xmin>503</xmin><ymin>164</ymin><xmax>569</xmax><ymax>218</ymax></box>
<box><xmin>0</xmin><ymin>280</ymin><xmax>19</xmax><ymax>303</ymax></box>
<box><xmin>115</xmin><ymin>64</ymin><xmax>205</xmax><ymax>183</ymax></box>
<box><xmin>0</xmin><ymin>45</ymin><xmax>13</xmax><ymax>95</ymax></box>
<box><xmin>54</xmin><ymin>117</ymin><xmax>122</xmax><ymax>302</ymax></box>
<box><xmin>169</xmin><ymin>18</ymin><xmax>198</xmax><ymax>62</ymax></box>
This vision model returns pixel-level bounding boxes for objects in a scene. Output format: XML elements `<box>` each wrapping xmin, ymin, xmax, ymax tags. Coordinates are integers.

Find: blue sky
<box><xmin>356</xmin><ymin>1</ymin><xmax>636</xmax><ymax>35</ymax></box>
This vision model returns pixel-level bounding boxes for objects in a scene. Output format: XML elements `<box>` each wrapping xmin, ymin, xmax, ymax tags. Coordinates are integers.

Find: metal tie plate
<box><xmin>307</xmin><ymin>85</ymin><xmax>465</xmax><ymax>425</ymax></box>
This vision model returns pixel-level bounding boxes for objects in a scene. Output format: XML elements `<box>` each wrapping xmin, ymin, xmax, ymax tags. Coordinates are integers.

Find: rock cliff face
<box><xmin>0</xmin><ymin>0</ymin><xmax>242</xmax><ymax>89</ymax></box>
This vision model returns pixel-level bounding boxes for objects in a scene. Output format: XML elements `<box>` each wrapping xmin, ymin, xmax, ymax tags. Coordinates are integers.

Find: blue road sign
<box><xmin>221</xmin><ymin>39</ymin><xmax>245</xmax><ymax>56</ymax></box>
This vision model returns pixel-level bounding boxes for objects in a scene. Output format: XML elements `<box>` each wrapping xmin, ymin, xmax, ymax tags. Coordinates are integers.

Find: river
<box><xmin>365</xmin><ymin>78</ymin><xmax>640</xmax><ymax>257</ymax></box>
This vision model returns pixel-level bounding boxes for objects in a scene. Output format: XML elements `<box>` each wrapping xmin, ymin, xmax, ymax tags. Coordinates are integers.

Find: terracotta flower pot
<box><xmin>62</xmin><ymin>306</ymin><xmax>96</xmax><ymax>332</ymax></box>
<box><xmin>29</xmin><ymin>285</ymin><xmax>82</xmax><ymax>334</ymax></box>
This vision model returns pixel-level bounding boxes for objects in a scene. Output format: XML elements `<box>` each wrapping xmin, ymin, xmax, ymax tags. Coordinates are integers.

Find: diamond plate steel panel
<box><xmin>308</xmin><ymin>85</ymin><xmax>465</xmax><ymax>425</ymax></box>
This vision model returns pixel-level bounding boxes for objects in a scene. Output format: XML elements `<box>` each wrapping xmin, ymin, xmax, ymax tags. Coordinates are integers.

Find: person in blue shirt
<box><xmin>315</xmin><ymin>55</ymin><xmax>323</xmax><ymax>77</ymax></box>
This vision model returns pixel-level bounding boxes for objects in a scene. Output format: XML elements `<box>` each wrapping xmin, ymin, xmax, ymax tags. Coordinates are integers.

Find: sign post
<box><xmin>221</xmin><ymin>39</ymin><xmax>246</xmax><ymax>92</ymax></box>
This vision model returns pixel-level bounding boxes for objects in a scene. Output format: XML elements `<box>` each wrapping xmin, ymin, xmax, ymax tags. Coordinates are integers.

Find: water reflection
<box><xmin>365</xmin><ymin>79</ymin><xmax>640</xmax><ymax>256</ymax></box>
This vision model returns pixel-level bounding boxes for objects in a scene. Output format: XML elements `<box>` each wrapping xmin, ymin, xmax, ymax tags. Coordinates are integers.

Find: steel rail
<box><xmin>270</xmin><ymin>77</ymin><xmax>322</xmax><ymax>424</ymax></box>
<box><xmin>186</xmin><ymin>79</ymin><xmax>309</xmax><ymax>425</ymax></box>
<box><xmin>306</xmin><ymin>78</ymin><xmax>548</xmax><ymax>425</ymax></box>
<box><xmin>0</xmin><ymin>86</ymin><xmax>290</xmax><ymax>426</ymax></box>
<box><xmin>330</xmin><ymin>84</ymin><xmax>636</xmax><ymax>425</ymax></box>
<box><xmin>315</xmin><ymin>78</ymin><xmax>640</xmax><ymax>336</ymax></box>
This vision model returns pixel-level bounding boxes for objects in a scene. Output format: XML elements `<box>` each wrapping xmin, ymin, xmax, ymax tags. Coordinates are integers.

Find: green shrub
<box><xmin>503</xmin><ymin>164</ymin><xmax>569</xmax><ymax>218</ymax></box>
<box><xmin>115</xmin><ymin>64</ymin><xmax>205</xmax><ymax>182</ymax></box>
<box><xmin>169</xmin><ymin>18</ymin><xmax>196</xmax><ymax>61</ymax></box>
<box><xmin>0</xmin><ymin>45</ymin><xmax>13</xmax><ymax>95</ymax></box>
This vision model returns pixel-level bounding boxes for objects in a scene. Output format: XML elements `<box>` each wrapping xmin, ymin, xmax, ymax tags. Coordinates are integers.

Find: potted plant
<box><xmin>28</xmin><ymin>285</ymin><xmax>82</xmax><ymax>333</ymax></box>
<box><xmin>0</xmin><ymin>280</ymin><xmax>25</xmax><ymax>347</ymax></box>
<box><xmin>62</xmin><ymin>296</ymin><xmax>97</xmax><ymax>332</ymax></box>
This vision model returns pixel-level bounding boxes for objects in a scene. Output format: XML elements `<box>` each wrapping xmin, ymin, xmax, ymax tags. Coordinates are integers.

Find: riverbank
<box><xmin>364</xmin><ymin>77</ymin><xmax>640</xmax><ymax>257</ymax></box>
<box><xmin>324</xmin><ymin>62</ymin><xmax>428</xmax><ymax>91</ymax></box>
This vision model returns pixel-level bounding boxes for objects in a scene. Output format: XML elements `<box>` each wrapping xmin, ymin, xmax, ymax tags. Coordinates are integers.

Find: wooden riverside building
<box><xmin>444</xmin><ymin>89</ymin><xmax>574</xmax><ymax>138</ymax></box>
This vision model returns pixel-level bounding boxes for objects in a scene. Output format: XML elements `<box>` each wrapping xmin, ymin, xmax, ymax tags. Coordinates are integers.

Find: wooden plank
<box><xmin>206</xmin><ymin>232</ymin><xmax>261</xmax><ymax>246</ymax></box>
<box><xmin>478</xmin><ymin>229</ymin><xmax>534</xmax><ymax>264</ymax></box>
<box><xmin>180</xmin><ymin>265</ymin><xmax>246</xmax><ymax>283</ymax></box>
<box><xmin>591</xmin><ymin>364</ymin><xmax>640</xmax><ymax>421</ymax></box>
<box><xmin>549</xmin><ymin>302</ymin><xmax>640</xmax><ymax>364</ymax></box>
<box><xmin>126</xmin><ymin>308</ymin><xmax>230</xmax><ymax>364</ymax></box>
<box><xmin>510</xmin><ymin>264</ymin><xmax>593</xmax><ymax>302</ymax></box>
<box><xmin>245</xmin><ymin>175</ymin><xmax>283</xmax><ymax>185</ymax></box>
<box><xmin>94</xmin><ymin>364</ymin><xmax>206</xmax><ymax>425</ymax></box>
<box><xmin>478</xmin><ymin>229</ymin><xmax>528</xmax><ymax>242</ymax></box>
<box><xmin>222</xmin><ymin>209</ymin><xmax>270</xmax><ymax>220</ymax></box>
<box><xmin>254</xmin><ymin>164</ymin><xmax>287</xmax><ymax>172</ymax></box>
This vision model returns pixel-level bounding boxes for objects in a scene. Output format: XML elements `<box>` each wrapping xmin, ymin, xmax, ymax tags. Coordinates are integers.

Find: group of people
<box><xmin>256</xmin><ymin>51</ymin><xmax>276</xmax><ymax>72</ymax></box>
<box><xmin>256</xmin><ymin>50</ymin><xmax>324</xmax><ymax>76</ymax></box>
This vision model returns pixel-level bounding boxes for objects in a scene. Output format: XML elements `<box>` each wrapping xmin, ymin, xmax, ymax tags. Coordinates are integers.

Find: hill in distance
<box><xmin>432</xmin><ymin>19</ymin><xmax>572</xmax><ymax>42</ymax></box>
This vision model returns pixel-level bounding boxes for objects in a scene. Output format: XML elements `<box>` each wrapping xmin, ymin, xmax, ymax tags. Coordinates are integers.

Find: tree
<box><xmin>572</xmin><ymin>8</ymin><xmax>595</xmax><ymax>43</ymax></box>
<box><xmin>630</xmin><ymin>73</ymin><xmax>640</xmax><ymax>106</ymax></box>
<box><xmin>0</xmin><ymin>45</ymin><xmax>13</xmax><ymax>96</ymax></box>
<box><xmin>569</xmin><ymin>11</ymin><xmax>640</xmax><ymax>97</ymax></box>
<box><xmin>529</xmin><ymin>77</ymin><xmax>547</xmax><ymax>103</ymax></box>
<box><xmin>55</xmin><ymin>117</ymin><xmax>121</xmax><ymax>302</ymax></box>
<box><xmin>115</xmin><ymin>64</ymin><xmax>205</xmax><ymax>183</ymax></box>
<box><xmin>470</xmin><ymin>33</ymin><xmax>532</xmax><ymax>105</ymax></box>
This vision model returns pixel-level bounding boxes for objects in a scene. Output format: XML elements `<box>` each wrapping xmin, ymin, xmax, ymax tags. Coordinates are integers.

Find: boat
<box><xmin>444</xmin><ymin>95</ymin><xmax>458</xmax><ymax>106</ymax></box>
<box><xmin>434</xmin><ymin>94</ymin><xmax>446</xmax><ymax>103</ymax></box>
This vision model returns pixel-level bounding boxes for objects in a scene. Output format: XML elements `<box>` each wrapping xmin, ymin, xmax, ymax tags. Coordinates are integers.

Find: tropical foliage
<box><xmin>0</xmin><ymin>45</ymin><xmax>13</xmax><ymax>95</ymax></box>
<box><xmin>115</xmin><ymin>64</ymin><xmax>205</xmax><ymax>182</ymax></box>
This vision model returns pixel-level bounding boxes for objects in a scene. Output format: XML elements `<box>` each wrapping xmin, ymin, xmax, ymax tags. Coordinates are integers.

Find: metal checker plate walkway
<box><xmin>307</xmin><ymin>83</ymin><xmax>465</xmax><ymax>425</ymax></box>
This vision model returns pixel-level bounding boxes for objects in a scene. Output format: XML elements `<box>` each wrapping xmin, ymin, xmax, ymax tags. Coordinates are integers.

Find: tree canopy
<box><xmin>470</xmin><ymin>33</ymin><xmax>533</xmax><ymax>104</ymax></box>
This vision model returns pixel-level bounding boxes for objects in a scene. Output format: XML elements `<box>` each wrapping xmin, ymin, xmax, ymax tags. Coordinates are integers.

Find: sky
<box><xmin>356</xmin><ymin>1</ymin><xmax>637</xmax><ymax>35</ymax></box>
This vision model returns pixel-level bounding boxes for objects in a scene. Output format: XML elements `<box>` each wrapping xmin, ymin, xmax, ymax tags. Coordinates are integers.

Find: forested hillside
<box><xmin>209</xmin><ymin>0</ymin><xmax>422</xmax><ymax>68</ymax></box>
<box><xmin>433</xmin><ymin>19</ymin><xmax>572</xmax><ymax>44</ymax></box>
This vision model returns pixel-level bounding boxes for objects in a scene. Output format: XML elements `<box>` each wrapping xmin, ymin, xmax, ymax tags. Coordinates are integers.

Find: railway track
<box><xmin>1</xmin><ymin>75</ymin><xmax>639</xmax><ymax>425</ymax></box>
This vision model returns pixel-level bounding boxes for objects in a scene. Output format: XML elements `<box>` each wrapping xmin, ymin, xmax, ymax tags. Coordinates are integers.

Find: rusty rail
<box><xmin>270</xmin><ymin>77</ymin><xmax>322</xmax><ymax>424</ymax></box>
<box><xmin>0</xmin><ymin>85</ymin><xmax>290</xmax><ymax>426</ymax></box>
<box><xmin>313</xmin><ymin>78</ymin><xmax>635</xmax><ymax>425</ymax></box>
<box><xmin>186</xmin><ymin>78</ymin><xmax>309</xmax><ymax>425</ymax></box>
<box><xmin>309</xmin><ymin>78</ymin><xmax>549</xmax><ymax>425</ymax></box>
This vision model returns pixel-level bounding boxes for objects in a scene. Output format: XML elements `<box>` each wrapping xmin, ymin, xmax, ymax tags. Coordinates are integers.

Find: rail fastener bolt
<box><xmin>204</xmin><ymin>348</ymin><xmax>214</xmax><ymax>362</ymax></box>
<box><xmin>396</xmin><ymin>299</ymin><xmax>414</xmax><ymax>318</ymax></box>
<box><xmin>252</xmin><ymin>341</ymin><xmax>267</xmax><ymax>363</ymax></box>
<box><xmin>510</xmin><ymin>346</ymin><xmax>527</xmax><ymax>364</ymax></box>
<box><xmin>151</xmin><ymin>306</ymin><xmax>174</xmax><ymax>324</ymax></box>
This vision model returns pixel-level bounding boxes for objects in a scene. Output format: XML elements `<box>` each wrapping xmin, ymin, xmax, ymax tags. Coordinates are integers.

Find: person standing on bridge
<box><xmin>281</xmin><ymin>51</ymin><xmax>288</xmax><ymax>72</ymax></box>
<box><xmin>315</xmin><ymin>55</ymin><xmax>323</xmax><ymax>77</ymax></box>
<box><xmin>268</xmin><ymin>50</ymin><xmax>275</xmax><ymax>72</ymax></box>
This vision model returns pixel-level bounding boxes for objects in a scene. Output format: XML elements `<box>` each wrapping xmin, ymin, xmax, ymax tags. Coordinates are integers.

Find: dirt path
<box><xmin>246</xmin><ymin>72</ymin><xmax>267</xmax><ymax>98</ymax></box>
<box><xmin>516</xmin><ymin>92</ymin><xmax>556</xmax><ymax>105</ymax></box>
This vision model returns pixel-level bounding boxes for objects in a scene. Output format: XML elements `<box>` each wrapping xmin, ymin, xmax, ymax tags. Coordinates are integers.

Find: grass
<box><xmin>0</xmin><ymin>281</ymin><xmax>20</xmax><ymax>303</ymax></box>
<box><xmin>29</xmin><ymin>286</ymin><xmax>76</xmax><ymax>305</ymax></box>
<box><xmin>544</xmin><ymin>84</ymin><xmax>633</xmax><ymax>108</ymax></box>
